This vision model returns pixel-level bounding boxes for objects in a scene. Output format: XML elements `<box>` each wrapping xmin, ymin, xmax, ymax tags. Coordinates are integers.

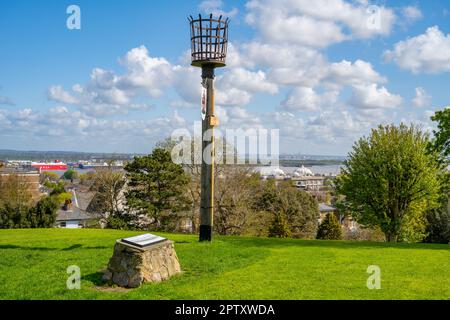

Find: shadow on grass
<box><xmin>83</xmin><ymin>271</ymin><xmax>107</xmax><ymax>286</ymax></box>
<box><xmin>0</xmin><ymin>244</ymin><xmax>110</xmax><ymax>251</ymax></box>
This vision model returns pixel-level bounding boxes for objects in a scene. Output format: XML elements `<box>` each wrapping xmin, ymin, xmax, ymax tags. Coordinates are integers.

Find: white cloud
<box><xmin>0</xmin><ymin>106</ymin><xmax>186</xmax><ymax>148</ymax></box>
<box><xmin>401</xmin><ymin>6</ymin><xmax>423</xmax><ymax>24</ymax></box>
<box><xmin>48</xmin><ymin>46</ymin><xmax>171</xmax><ymax>116</ymax></box>
<box><xmin>217</xmin><ymin>68</ymin><xmax>278</xmax><ymax>95</ymax></box>
<box><xmin>412</xmin><ymin>87</ymin><xmax>431</xmax><ymax>108</ymax></box>
<box><xmin>384</xmin><ymin>26</ymin><xmax>450</xmax><ymax>74</ymax></box>
<box><xmin>350</xmin><ymin>84</ymin><xmax>403</xmax><ymax>109</ymax></box>
<box><xmin>119</xmin><ymin>45</ymin><xmax>174</xmax><ymax>97</ymax></box>
<box><xmin>245</xmin><ymin>0</ymin><xmax>396</xmax><ymax>48</ymax></box>
<box><xmin>48</xmin><ymin>85</ymin><xmax>78</xmax><ymax>104</ymax></box>
<box><xmin>280</xmin><ymin>87</ymin><xmax>339</xmax><ymax>112</ymax></box>
<box><xmin>199</xmin><ymin>0</ymin><xmax>238</xmax><ymax>19</ymax></box>
<box><xmin>325</xmin><ymin>59</ymin><xmax>386</xmax><ymax>88</ymax></box>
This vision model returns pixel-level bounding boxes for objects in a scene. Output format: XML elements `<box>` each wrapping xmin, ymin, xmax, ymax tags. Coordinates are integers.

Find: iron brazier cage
<box><xmin>189</xmin><ymin>14</ymin><xmax>229</xmax><ymax>68</ymax></box>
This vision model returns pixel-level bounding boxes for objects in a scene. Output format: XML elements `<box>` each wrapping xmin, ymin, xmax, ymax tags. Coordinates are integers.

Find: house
<box><xmin>292</xmin><ymin>176</ymin><xmax>326</xmax><ymax>191</ymax></box>
<box><xmin>0</xmin><ymin>169</ymin><xmax>42</xmax><ymax>201</ymax></box>
<box><xmin>55</xmin><ymin>190</ymin><xmax>95</xmax><ymax>228</ymax></box>
<box><xmin>318</xmin><ymin>203</ymin><xmax>359</xmax><ymax>232</ymax></box>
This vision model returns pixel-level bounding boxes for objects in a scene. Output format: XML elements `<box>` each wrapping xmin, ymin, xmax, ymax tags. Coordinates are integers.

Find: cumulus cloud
<box><xmin>48</xmin><ymin>46</ymin><xmax>172</xmax><ymax>116</ymax></box>
<box><xmin>280</xmin><ymin>87</ymin><xmax>339</xmax><ymax>112</ymax></box>
<box><xmin>412</xmin><ymin>87</ymin><xmax>432</xmax><ymax>108</ymax></box>
<box><xmin>0</xmin><ymin>106</ymin><xmax>186</xmax><ymax>151</ymax></box>
<box><xmin>199</xmin><ymin>0</ymin><xmax>238</xmax><ymax>19</ymax></box>
<box><xmin>401</xmin><ymin>6</ymin><xmax>423</xmax><ymax>24</ymax></box>
<box><xmin>384</xmin><ymin>26</ymin><xmax>450</xmax><ymax>74</ymax></box>
<box><xmin>325</xmin><ymin>60</ymin><xmax>386</xmax><ymax>88</ymax></box>
<box><xmin>350</xmin><ymin>84</ymin><xmax>403</xmax><ymax>109</ymax></box>
<box><xmin>245</xmin><ymin>0</ymin><xmax>396</xmax><ymax>48</ymax></box>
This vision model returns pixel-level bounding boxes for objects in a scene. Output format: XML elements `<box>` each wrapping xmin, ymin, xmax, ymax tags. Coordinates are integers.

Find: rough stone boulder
<box><xmin>103</xmin><ymin>239</ymin><xmax>181</xmax><ymax>288</ymax></box>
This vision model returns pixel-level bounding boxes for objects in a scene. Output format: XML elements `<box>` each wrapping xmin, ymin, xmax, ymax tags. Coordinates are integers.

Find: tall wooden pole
<box><xmin>199</xmin><ymin>65</ymin><xmax>217</xmax><ymax>242</ymax></box>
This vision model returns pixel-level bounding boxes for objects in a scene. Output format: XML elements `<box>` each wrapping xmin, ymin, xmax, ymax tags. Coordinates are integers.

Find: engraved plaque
<box><xmin>121</xmin><ymin>233</ymin><xmax>167</xmax><ymax>248</ymax></box>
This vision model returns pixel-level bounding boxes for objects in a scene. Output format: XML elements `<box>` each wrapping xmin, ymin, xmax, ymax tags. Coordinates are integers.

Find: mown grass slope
<box><xmin>0</xmin><ymin>229</ymin><xmax>449</xmax><ymax>300</ymax></box>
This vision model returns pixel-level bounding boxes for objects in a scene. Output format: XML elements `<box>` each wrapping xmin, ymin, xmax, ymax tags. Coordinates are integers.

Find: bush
<box><xmin>317</xmin><ymin>213</ymin><xmax>342</xmax><ymax>240</ymax></box>
<box><xmin>268</xmin><ymin>213</ymin><xmax>291</xmax><ymax>238</ymax></box>
<box><xmin>28</xmin><ymin>196</ymin><xmax>59</xmax><ymax>228</ymax></box>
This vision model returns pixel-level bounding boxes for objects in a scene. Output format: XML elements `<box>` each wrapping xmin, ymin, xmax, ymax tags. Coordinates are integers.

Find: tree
<box><xmin>429</xmin><ymin>107</ymin><xmax>450</xmax><ymax>163</ymax></box>
<box><xmin>0</xmin><ymin>174</ymin><xmax>33</xmax><ymax>228</ymax></box>
<box><xmin>336</xmin><ymin>124</ymin><xmax>441</xmax><ymax>242</ymax></box>
<box><xmin>63</xmin><ymin>169</ymin><xmax>78</xmax><ymax>182</ymax></box>
<box><xmin>27</xmin><ymin>196</ymin><xmax>59</xmax><ymax>228</ymax></box>
<box><xmin>44</xmin><ymin>180</ymin><xmax>66</xmax><ymax>196</ymax></box>
<box><xmin>40</xmin><ymin>171</ymin><xmax>60</xmax><ymax>184</ymax></box>
<box><xmin>90</xmin><ymin>166</ymin><xmax>126</xmax><ymax>223</ymax></box>
<box><xmin>268</xmin><ymin>211</ymin><xmax>291</xmax><ymax>238</ymax></box>
<box><xmin>258</xmin><ymin>181</ymin><xmax>319</xmax><ymax>239</ymax></box>
<box><xmin>214</xmin><ymin>166</ymin><xmax>261</xmax><ymax>235</ymax></box>
<box><xmin>424</xmin><ymin>193</ymin><xmax>450</xmax><ymax>243</ymax></box>
<box><xmin>125</xmin><ymin>148</ymin><xmax>191</xmax><ymax>230</ymax></box>
<box><xmin>317</xmin><ymin>213</ymin><xmax>342</xmax><ymax>240</ymax></box>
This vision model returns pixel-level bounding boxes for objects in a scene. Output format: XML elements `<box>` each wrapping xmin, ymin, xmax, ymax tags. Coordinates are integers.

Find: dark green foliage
<box><xmin>0</xmin><ymin>206</ymin><xmax>30</xmax><ymax>229</ymax></box>
<box><xmin>27</xmin><ymin>196</ymin><xmax>59</xmax><ymax>228</ymax></box>
<box><xmin>317</xmin><ymin>213</ymin><xmax>342</xmax><ymax>240</ymax></box>
<box><xmin>429</xmin><ymin>107</ymin><xmax>450</xmax><ymax>163</ymax></box>
<box><xmin>125</xmin><ymin>148</ymin><xmax>191</xmax><ymax>231</ymax></box>
<box><xmin>258</xmin><ymin>181</ymin><xmax>319</xmax><ymax>239</ymax></box>
<box><xmin>106</xmin><ymin>212</ymin><xmax>140</xmax><ymax>230</ymax></box>
<box><xmin>336</xmin><ymin>124</ymin><xmax>441</xmax><ymax>242</ymax></box>
<box><xmin>62</xmin><ymin>169</ymin><xmax>78</xmax><ymax>182</ymax></box>
<box><xmin>268</xmin><ymin>212</ymin><xmax>291</xmax><ymax>238</ymax></box>
<box><xmin>424</xmin><ymin>193</ymin><xmax>450</xmax><ymax>244</ymax></box>
<box><xmin>44</xmin><ymin>180</ymin><xmax>66</xmax><ymax>195</ymax></box>
<box><xmin>0</xmin><ymin>196</ymin><xmax>58</xmax><ymax>229</ymax></box>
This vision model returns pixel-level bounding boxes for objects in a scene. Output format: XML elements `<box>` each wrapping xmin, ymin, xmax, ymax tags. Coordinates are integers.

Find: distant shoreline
<box><xmin>0</xmin><ymin>149</ymin><xmax>346</xmax><ymax>164</ymax></box>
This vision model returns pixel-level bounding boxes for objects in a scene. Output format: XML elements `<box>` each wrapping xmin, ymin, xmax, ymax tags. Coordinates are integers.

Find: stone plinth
<box><xmin>103</xmin><ymin>239</ymin><xmax>181</xmax><ymax>288</ymax></box>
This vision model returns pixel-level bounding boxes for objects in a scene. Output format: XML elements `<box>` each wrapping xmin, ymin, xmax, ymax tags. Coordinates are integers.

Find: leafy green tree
<box><xmin>336</xmin><ymin>124</ymin><xmax>441</xmax><ymax>242</ymax></box>
<box><xmin>125</xmin><ymin>148</ymin><xmax>191</xmax><ymax>230</ymax></box>
<box><xmin>429</xmin><ymin>107</ymin><xmax>450</xmax><ymax>163</ymax></box>
<box><xmin>258</xmin><ymin>181</ymin><xmax>319</xmax><ymax>239</ymax></box>
<box><xmin>40</xmin><ymin>171</ymin><xmax>60</xmax><ymax>184</ymax></box>
<box><xmin>44</xmin><ymin>180</ymin><xmax>66</xmax><ymax>196</ymax></box>
<box><xmin>317</xmin><ymin>213</ymin><xmax>342</xmax><ymax>240</ymax></box>
<box><xmin>63</xmin><ymin>169</ymin><xmax>78</xmax><ymax>182</ymax></box>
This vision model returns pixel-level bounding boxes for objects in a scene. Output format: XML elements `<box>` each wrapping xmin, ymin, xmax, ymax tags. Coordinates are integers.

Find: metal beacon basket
<box><xmin>189</xmin><ymin>14</ymin><xmax>229</xmax><ymax>68</ymax></box>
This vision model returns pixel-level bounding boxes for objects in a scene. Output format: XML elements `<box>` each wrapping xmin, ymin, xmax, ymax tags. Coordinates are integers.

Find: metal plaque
<box><xmin>121</xmin><ymin>233</ymin><xmax>167</xmax><ymax>248</ymax></box>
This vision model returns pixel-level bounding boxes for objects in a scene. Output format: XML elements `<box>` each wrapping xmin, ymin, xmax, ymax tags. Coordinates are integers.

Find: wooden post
<box><xmin>199</xmin><ymin>65</ymin><xmax>216</xmax><ymax>242</ymax></box>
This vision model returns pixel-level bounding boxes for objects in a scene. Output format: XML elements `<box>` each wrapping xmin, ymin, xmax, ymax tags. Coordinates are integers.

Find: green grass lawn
<box><xmin>0</xmin><ymin>229</ymin><xmax>449</xmax><ymax>300</ymax></box>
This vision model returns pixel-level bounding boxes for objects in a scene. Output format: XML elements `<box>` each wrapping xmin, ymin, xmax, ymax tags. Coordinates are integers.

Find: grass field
<box><xmin>0</xmin><ymin>229</ymin><xmax>449</xmax><ymax>300</ymax></box>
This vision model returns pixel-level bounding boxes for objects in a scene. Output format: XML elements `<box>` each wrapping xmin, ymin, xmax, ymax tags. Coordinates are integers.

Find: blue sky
<box><xmin>0</xmin><ymin>0</ymin><xmax>449</xmax><ymax>155</ymax></box>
